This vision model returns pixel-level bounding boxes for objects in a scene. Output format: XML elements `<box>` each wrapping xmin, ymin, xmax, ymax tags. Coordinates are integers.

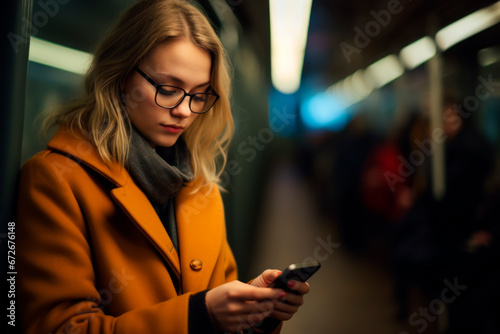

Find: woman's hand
<box><xmin>270</xmin><ymin>278</ymin><xmax>310</xmax><ymax>321</ymax></box>
<box><xmin>205</xmin><ymin>280</ymin><xmax>286</xmax><ymax>332</ymax></box>
<box><xmin>249</xmin><ymin>269</ymin><xmax>281</xmax><ymax>288</ymax></box>
<box><xmin>251</xmin><ymin>269</ymin><xmax>311</xmax><ymax>321</ymax></box>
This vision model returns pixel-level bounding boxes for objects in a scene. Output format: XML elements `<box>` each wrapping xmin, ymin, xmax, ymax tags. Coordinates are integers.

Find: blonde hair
<box><xmin>43</xmin><ymin>0</ymin><xmax>234</xmax><ymax>190</ymax></box>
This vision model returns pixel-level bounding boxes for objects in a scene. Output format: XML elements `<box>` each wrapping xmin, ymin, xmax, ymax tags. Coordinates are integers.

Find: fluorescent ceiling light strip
<box><xmin>270</xmin><ymin>0</ymin><xmax>313</xmax><ymax>94</ymax></box>
<box><xmin>436</xmin><ymin>1</ymin><xmax>500</xmax><ymax>51</ymax></box>
<box><xmin>478</xmin><ymin>47</ymin><xmax>500</xmax><ymax>66</ymax></box>
<box><xmin>325</xmin><ymin>69</ymin><xmax>373</xmax><ymax>109</ymax></box>
<box><xmin>350</xmin><ymin>69</ymin><xmax>373</xmax><ymax>99</ymax></box>
<box><xmin>321</xmin><ymin>1</ymin><xmax>500</xmax><ymax>110</ymax></box>
<box><xmin>365</xmin><ymin>54</ymin><xmax>404</xmax><ymax>88</ymax></box>
<box><xmin>29</xmin><ymin>36</ymin><xmax>93</xmax><ymax>75</ymax></box>
<box><xmin>400</xmin><ymin>36</ymin><xmax>436</xmax><ymax>69</ymax></box>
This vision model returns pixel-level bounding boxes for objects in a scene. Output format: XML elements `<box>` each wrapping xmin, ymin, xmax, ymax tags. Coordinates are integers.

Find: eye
<box><xmin>158</xmin><ymin>86</ymin><xmax>181</xmax><ymax>96</ymax></box>
<box><xmin>192</xmin><ymin>94</ymin><xmax>208</xmax><ymax>103</ymax></box>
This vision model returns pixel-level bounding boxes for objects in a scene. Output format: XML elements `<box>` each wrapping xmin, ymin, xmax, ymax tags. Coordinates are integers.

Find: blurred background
<box><xmin>2</xmin><ymin>0</ymin><xmax>500</xmax><ymax>333</ymax></box>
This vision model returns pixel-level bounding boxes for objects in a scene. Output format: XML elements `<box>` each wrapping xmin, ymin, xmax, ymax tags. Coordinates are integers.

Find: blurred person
<box><xmin>15</xmin><ymin>1</ymin><xmax>310</xmax><ymax>333</ymax></box>
<box><xmin>444</xmin><ymin>182</ymin><xmax>500</xmax><ymax>334</ymax></box>
<box><xmin>377</xmin><ymin>112</ymin><xmax>440</xmax><ymax>320</ymax></box>
<box><xmin>389</xmin><ymin>97</ymin><xmax>495</xmax><ymax>324</ymax></box>
<box><xmin>438</xmin><ymin>98</ymin><xmax>498</xmax><ymax>334</ymax></box>
<box><xmin>330</xmin><ymin>114</ymin><xmax>381</xmax><ymax>253</ymax></box>
<box><xmin>436</xmin><ymin>97</ymin><xmax>494</xmax><ymax>250</ymax></box>
<box><xmin>360</xmin><ymin>112</ymin><xmax>426</xmax><ymax>225</ymax></box>
<box><xmin>356</xmin><ymin>112</ymin><xmax>431</xmax><ymax>319</ymax></box>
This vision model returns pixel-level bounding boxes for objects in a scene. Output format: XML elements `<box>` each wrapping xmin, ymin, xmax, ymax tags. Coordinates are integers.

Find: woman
<box><xmin>16</xmin><ymin>0</ymin><xmax>310</xmax><ymax>333</ymax></box>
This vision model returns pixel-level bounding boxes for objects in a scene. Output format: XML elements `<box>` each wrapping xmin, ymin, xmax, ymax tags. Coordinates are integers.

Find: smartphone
<box><xmin>268</xmin><ymin>261</ymin><xmax>321</xmax><ymax>291</ymax></box>
<box><xmin>257</xmin><ymin>261</ymin><xmax>321</xmax><ymax>331</ymax></box>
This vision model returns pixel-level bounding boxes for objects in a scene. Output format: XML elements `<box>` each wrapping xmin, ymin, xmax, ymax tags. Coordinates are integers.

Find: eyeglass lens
<box><xmin>156</xmin><ymin>86</ymin><xmax>217</xmax><ymax>113</ymax></box>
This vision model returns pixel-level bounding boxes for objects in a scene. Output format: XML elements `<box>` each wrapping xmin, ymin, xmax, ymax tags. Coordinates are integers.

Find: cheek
<box><xmin>186</xmin><ymin>114</ymin><xmax>200</xmax><ymax>128</ymax></box>
<box><xmin>124</xmin><ymin>83</ymin><xmax>153</xmax><ymax>114</ymax></box>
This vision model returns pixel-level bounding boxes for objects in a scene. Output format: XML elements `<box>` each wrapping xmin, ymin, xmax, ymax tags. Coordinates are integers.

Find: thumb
<box><xmin>250</xmin><ymin>269</ymin><xmax>281</xmax><ymax>288</ymax></box>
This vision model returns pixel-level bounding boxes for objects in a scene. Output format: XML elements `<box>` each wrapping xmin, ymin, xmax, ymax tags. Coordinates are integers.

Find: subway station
<box><xmin>1</xmin><ymin>0</ymin><xmax>500</xmax><ymax>333</ymax></box>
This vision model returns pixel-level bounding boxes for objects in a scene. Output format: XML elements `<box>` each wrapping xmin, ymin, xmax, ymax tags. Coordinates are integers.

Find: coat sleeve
<box><xmin>16</xmin><ymin>153</ymin><xmax>199</xmax><ymax>334</ymax></box>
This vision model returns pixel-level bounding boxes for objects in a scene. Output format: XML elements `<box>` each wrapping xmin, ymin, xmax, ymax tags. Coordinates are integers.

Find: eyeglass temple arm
<box><xmin>134</xmin><ymin>66</ymin><xmax>159</xmax><ymax>88</ymax></box>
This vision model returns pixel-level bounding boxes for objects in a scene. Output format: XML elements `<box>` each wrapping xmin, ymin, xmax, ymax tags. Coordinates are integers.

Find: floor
<box><xmin>249</xmin><ymin>162</ymin><xmax>442</xmax><ymax>334</ymax></box>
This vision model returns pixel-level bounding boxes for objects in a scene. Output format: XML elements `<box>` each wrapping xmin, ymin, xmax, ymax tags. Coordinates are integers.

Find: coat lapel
<box><xmin>176</xmin><ymin>183</ymin><xmax>224</xmax><ymax>292</ymax></box>
<box><xmin>47</xmin><ymin>127</ymin><xmax>182</xmax><ymax>276</ymax></box>
<box><xmin>47</xmin><ymin>127</ymin><xmax>227</xmax><ymax>290</ymax></box>
<box><xmin>111</xmin><ymin>182</ymin><xmax>181</xmax><ymax>276</ymax></box>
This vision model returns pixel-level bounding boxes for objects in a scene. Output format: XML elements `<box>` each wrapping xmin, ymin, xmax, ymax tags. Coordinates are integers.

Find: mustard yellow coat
<box><xmin>16</xmin><ymin>128</ymin><xmax>277</xmax><ymax>333</ymax></box>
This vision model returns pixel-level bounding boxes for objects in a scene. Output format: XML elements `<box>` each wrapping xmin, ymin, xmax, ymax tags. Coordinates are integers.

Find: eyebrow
<box><xmin>155</xmin><ymin>72</ymin><xmax>211</xmax><ymax>90</ymax></box>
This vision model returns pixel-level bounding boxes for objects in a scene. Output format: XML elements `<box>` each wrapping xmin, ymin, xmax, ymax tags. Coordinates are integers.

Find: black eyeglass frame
<box><xmin>134</xmin><ymin>66</ymin><xmax>219</xmax><ymax>114</ymax></box>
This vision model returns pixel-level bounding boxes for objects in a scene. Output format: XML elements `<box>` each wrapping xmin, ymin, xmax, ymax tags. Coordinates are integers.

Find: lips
<box><xmin>160</xmin><ymin>124</ymin><xmax>184</xmax><ymax>134</ymax></box>
<box><xmin>162</xmin><ymin>124</ymin><xmax>184</xmax><ymax>130</ymax></box>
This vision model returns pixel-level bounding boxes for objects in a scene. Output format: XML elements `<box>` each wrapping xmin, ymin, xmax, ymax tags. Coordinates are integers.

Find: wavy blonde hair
<box><xmin>43</xmin><ymin>0</ymin><xmax>234</xmax><ymax>190</ymax></box>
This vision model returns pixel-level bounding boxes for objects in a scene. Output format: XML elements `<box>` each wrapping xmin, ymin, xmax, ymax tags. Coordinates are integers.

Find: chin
<box><xmin>152</xmin><ymin>136</ymin><xmax>180</xmax><ymax>148</ymax></box>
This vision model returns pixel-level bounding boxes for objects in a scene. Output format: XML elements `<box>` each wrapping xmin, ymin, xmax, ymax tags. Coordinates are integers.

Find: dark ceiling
<box><xmin>33</xmin><ymin>0</ymin><xmax>500</xmax><ymax>90</ymax></box>
<box><xmin>234</xmin><ymin>0</ymin><xmax>500</xmax><ymax>90</ymax></box>
<box><xmin>303</xmin><ymin>0</ymin><xmax>500</xmax><ymax>84</ymax></box>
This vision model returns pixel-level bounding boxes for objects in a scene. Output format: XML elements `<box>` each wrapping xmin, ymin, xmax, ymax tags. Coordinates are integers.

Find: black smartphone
<box><xmin>268</xmin><ymin>261</ymin><xmax>321</xmax><ymax>291</ymax></box>
<box><xmin>256</xmin><ymin>261</ymin><xmax>321</xmax><ymax>331</ymax></box>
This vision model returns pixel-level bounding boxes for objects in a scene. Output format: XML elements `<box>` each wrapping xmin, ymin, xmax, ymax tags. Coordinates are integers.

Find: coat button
<box><xmin>190</xmin><ymin>259</ymin><xmax>202</xmax><ymax>271</ymax></box>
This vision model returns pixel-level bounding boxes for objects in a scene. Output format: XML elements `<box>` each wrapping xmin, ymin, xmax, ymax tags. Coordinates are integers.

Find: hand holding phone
<box><xmin>256</xmin><ymin>261</ymin><xmax>321</xmax><ymax>331</ymax></box>
<box><xmin>268</xmin><ymin>261</ymin><xmax>321</xmax><ymax>292</ymax></box>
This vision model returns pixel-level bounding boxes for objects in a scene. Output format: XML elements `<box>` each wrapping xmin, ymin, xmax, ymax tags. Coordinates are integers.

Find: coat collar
<box><xmin>47</xmin><ymin>127</ymin><xmax>223</xmax><ymax>290</ymax></box>
<box><xmin>47</xmin><ymin>127</ymin><xmax>181</xmax><ymax>274</ymax></box>
<box><xmin>47</xmin><ymin>126</ymin><xmax>129</xmax><ymax>187</ymax></box>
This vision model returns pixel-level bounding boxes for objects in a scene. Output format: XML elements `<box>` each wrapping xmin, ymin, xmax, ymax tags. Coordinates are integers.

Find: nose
<box><xmin>170</xmin><ymin>96</ymin><xmax>192</xmax><ymax>118</ymax></box>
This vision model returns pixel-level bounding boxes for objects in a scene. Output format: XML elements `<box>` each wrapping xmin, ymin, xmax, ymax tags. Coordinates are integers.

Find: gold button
<box><xmin>190</xmin><ymin>259</ymin><xmax>202</xmax><ymax>271</ymax></box>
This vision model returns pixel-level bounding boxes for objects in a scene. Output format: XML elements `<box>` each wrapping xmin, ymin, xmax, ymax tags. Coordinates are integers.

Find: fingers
<box><xmin>272</xmin><ymin>307</ymin><xmax>298</xmax><ymax>321</ymax></box>
<box><xmin>270</xmin><ymin>281</ymin><xmax>309</xmax><ymax>321</ymax></box>
<box><xmin>230</xmin><ymin>301</ymin><xmax>275</xmax><ymax>332</ymax></box>
<box><xmin>210</xmin><ymin>300</ymin><xmax>276</xmax><ymax>332</ymax></box>
<box><xmin>277</xmin><ymin>291</ymin><xmax>304</xmax><ymax>307</ymax></box>
<box><xmin>261</xmin><ymin>269</ymin><xmax>282</xmax><ymax>286</ymax></box>
<box><xmin>249</xmin><ymin>269</ymin><xmax>281</xmax><ymax>288</ymax></box>
<box><xmin>226</xmin><ymin>299</ymin><xmax>276</xmax><ymax>316</ymax></box>
<box><xmin>206</xmin><ymin>280</ymin><xmax>288</xmax><ymax>332</ymax></box>
<box><xmin>270</xmin><ymin>292</ymin><xmax>304</xmax><ymax>321</ymax></box>
<box><xmin>285</xmin><ymin>280</ymin><xmax>310</xmax><ymax>295</ymax></box>
<box><xmin>206</xmin><ymin>278</ymin><xmax>313</xmax><ymax>331</ymax></box>
<box><xmin>231</xmin><ymin>283</ymin><xmax>285</xmax><ymax>302</ymax></box>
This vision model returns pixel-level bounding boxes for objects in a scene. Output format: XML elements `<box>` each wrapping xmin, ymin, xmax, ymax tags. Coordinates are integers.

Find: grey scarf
<box><xmin>127</xmin><ymin>127</ymin><xmax>193</xmax><ymax>205</ymax></box>
<box><xmin>127</xmin><ymin>127</ymin><xmax>193</xmax><ymax>252</ymax></box>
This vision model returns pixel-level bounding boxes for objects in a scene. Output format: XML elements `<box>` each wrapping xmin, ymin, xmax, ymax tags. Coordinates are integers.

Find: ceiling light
<box><xmin>348</xmin><ymin>69</ymin><xmax>374</xmax><ymax>101</ymax></box>
<box><xmin>400</xmin><ymin>36</ymin><xmax>436</xmax><ymax>69</ymax></box>
<box><xmin>365</xmin><ymin>54</ymin><xmax>404</xmax><ymax>88</ymax></box>
<box><xmin>478</xmin><ymin>46</ymin><xmax>500</xmax><ymax>67</ymax></box>
<box><xmin>29</xmin><ymin>36</ymin><xmax>92</xmax><ymax>75</ymax></box>
<box><xmin>270</xmin><ymin>0</ymin><xmax>313</xmax><ymax>94</ymax></box>
<box><xmin>436</xmin><ymin>1</ymin><xmax>500</xmax><ymax>51</ymax></box>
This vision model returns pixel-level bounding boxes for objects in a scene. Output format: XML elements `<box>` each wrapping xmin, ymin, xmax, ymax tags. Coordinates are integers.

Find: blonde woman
<box><xmin>16</xmin><ymin>0</ymin><xmax>310</xmax><ymax>333</ymax></box>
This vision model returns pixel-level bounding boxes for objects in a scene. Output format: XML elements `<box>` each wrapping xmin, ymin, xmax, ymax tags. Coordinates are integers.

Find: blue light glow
<box><xmin>300</xmin><ymin>92</ymin><xmax>351</xmax><ymax>131</ymax></box>
<box><xmin>268</xmin><ymin>89</ymin><xmax>297</xmax><ymax>136</ymax></box>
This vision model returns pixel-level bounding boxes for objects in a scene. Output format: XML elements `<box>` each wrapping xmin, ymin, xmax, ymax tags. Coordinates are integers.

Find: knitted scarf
<box><xmin>127</xmin><ymin>127</ymin><xmax>193</xmax><ymax>251</ymax></box>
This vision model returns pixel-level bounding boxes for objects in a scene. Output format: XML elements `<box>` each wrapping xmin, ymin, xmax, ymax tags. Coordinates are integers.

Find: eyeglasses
<box><xmin>134</xmin><ymin>67</ymin><xmax>219</xmax><ymax>114</ymax></box>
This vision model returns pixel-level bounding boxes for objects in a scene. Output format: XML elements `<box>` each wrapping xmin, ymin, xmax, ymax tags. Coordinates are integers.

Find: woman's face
<box><xmin>124</xmin><ymin>38</ymin><xmax>212</xmax><ymax>147</ymax></box>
